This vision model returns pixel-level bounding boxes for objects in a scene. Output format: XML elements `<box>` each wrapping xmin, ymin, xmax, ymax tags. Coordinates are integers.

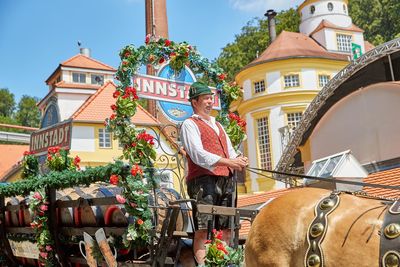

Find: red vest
<box><xmin>186</xmin><ymin>117</ymin><xmax>230</xmax><ymax>181</ymax></box>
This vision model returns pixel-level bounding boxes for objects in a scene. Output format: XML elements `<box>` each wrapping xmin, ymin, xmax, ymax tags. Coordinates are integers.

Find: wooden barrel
<box><xmin>149</xmin><ymin>187</ymin><xmax>189</xmax><ymax>233</ymax></box>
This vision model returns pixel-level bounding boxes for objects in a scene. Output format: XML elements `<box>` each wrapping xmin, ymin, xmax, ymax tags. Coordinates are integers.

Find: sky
<box><xmin>0</xmin><ymin>0</ymin><xmax>303</xmax><ymax>102</ymax></box>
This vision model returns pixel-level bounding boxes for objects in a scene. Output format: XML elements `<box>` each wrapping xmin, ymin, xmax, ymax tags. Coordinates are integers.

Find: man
<box><xmin>180</xmin><ymin>81</ymin><xmax>248</xmax><ymax>264</ymax></box>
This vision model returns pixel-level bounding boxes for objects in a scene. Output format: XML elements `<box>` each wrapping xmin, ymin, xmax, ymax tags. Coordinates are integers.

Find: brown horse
<box><xmin>245</xmin><ymin>187</ymin><xmax>388</xmax><ymax>267</ymax></box>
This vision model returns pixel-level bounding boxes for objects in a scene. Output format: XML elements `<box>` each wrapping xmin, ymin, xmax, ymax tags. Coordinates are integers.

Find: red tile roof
<box><xmin>363</xmin><ymin>167</ymin><xmax>400</xmax><ymax>199</ymax></box>
<box><xmin>55</xmin><ymin>81</ymin><xmax>101</xmax><ymax>90</ymax></box>
<box><xmin>310</xmin><ymin>20</ymin><xmax>364</xmax><ymax>36</ymax></box>
<box><xmin>246</xmin><ymin>31</ymin><xmax>348</xmax><ymax>69</ymax></box>
<box><xmin>237</xmin><ymin>188</ymin><xmax>296</xmax><ymax>238</ymax></box>
<box><xmin>71</xmin><ymin>81</ymin><xmax>160</xmax><ymax>125</ymax></box>
<box><xmin>0</xmin><ymin>144</ymin><xmax>28</xmax><ymax>179</ymax></box>
<box><xmin>61</xmin><ymin>54</ymin><xmax>115</xmax><ymax>71</ymax></box>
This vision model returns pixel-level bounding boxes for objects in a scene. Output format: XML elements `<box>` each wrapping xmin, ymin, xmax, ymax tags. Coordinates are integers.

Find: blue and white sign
<box><xmin>157</xmin><ymin>65</ymin><xmax>195</xmax><ymax>123</ymax></box>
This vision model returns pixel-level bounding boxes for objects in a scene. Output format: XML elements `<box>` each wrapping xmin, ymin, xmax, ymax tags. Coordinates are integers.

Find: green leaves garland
<box><xmin>29</xmin><ymin>190</ymin><xmax>56</xmax><ymax>266</ymax></box>
<box><xmin>0</xmin><ymin>161</ymin><xmax>129</xmax><ymax>197</ymax></box>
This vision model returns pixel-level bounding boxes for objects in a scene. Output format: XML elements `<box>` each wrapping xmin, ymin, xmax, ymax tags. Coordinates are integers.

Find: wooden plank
<box><xmin>6</xmin><ymin>227</ymin><xmax>35</xmax><ymax>234</ymax></box>
<box><xmin>59</xmin><ymin>227</ymin><xmax>126</xmax><ymax>236</ymax></box>
<box><xmin>0</xmin><ymin>196</ymin><xmax>19</xmax><ymax>265</ymax></box>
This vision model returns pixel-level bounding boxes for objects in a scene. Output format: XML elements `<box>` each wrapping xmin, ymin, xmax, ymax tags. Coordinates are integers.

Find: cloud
<box><xmin>228</xmin><ymin>0</ymin><xmax>303</xmax><ymax>13</ymax></box>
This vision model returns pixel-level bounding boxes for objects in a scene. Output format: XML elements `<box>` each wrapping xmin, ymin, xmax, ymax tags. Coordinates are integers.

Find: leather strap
<box><xmin>380</xmin><ymin>200</ymin><xmax>400</xmax><ymax>267</ymax></box>
<box><xmin>304</xmin><ymin>191</ymin><xmax>340</xmax><ymax>267</ymax></box>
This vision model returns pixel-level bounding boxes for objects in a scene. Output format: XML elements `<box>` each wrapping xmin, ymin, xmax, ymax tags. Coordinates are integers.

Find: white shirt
<box><xmin>180</xmin><ymin>114</ymin><xmax>238</xmax><ymax>171</ymax></box>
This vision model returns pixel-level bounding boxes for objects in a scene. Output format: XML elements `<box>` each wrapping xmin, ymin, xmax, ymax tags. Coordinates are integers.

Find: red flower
<box><xmin>124</xmin><ymin>51</ymin><xmax>131</xmax><ymax>58</ymax></box>
<box><xmin>109</xmin><ymin>174</ymin><xmax>119</xmax><ymax>185</ymax></box>
<box><xmin>33</xmin><ymin>192</ymin><xmax>42</xmax><ymax>200</ymax></box>
<box><xmin>130</xmin><ymin>202</ymin><xmax>138</xmax><ymax>208</ymax></box>
<box><xmin>122</xmin><ymin>60</ymin><xmax>128</xmax><ymax>66</ymax></box>
<box><xmin>137</xmin><ymin>219</ymin><xmax>144</xmax><ymax>225</ymax></box>
<box><xmin>131</xmin><ymin>164</ymin><xmax>143</xmax><ymax>176</ymax></box>
<box><xmin>40</xmin><ymin>205</ymin><xmax>48</xmax><ymax>211</ymax></box>
<box><xmin>23</xmin><ymin>151</ymin><xmax>30</xmax><ymax>156</ymax></box>
<box><xmin>216</xmin><ymin>243</ymin><xmax>228</xmax><ymax>255</ymax></box>
<box><xmin>170</xmin><ymin>52</ymin><xmax>176</xmax><ymax>57</ymax></box>
<box><xmin>149</xmin><ymin>55</ymin><xmax>155</xmax><ymax>62</ymax></box>
<box><xmin>204</xmin><ymin>239</ymin><xmax>212</xmax><ymax>244</ymax></box>
<box><xmin>74</xmin><ymin>155</ymin><xmax>81</xmax><ymax>166</ymax></box>
<box><xmin>131</xmin><ymin>142</ymin><xmax>137</xmax><ymax>147</ymax></box>
<box><xmin>110</xmin><ymin>114</ymin><xmax>116</xmax><ymax>120</ymax></box>
<box><xmin>45</xmin><ymin>245</ymin><xmax>53</xmax><ymax>251</ymax></box>
<box><xmin>145</xmin><ymin>34</ymin><xmax>151</xmax><ymax>44</ymax></box>
<box><xmin>111</xmin><ymin>104</ymin><xmax>117</xmax><ymax>111</ymax></box>
<box><xmin>218</xmin><ymin>73</ymin><xmax>226</xmax><ymax>81</ymax></box>
<box><xmin>47</xmin><ymin>155</ymin><xmax>52</xmax><ymax>161</ymax></box>
<box><xmin>164</xmin><ymin>39</ymin><xmax>171</xmax><ymax>46</ymax></box>
<box><xmin>159</xmin><ymin>57</ymin><xmax>165</xmax><ymax>64</ymax></box>
<box><xmin>188</xmin><ymin>46</ymin><xmax>192</xmax><ymax>50</ymax></box>
<box><xmin>184</xmin><ymin>51</ymin><xmax>189</xmax><ymax>57</ymax></box>
<box><xmin>113</xmin><ymin>90</ymin><xmax>121</xmax><ymax>98</ymax></box>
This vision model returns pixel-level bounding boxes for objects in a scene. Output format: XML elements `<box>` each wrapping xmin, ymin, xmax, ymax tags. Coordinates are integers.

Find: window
<box><xmin>72</xmin><ymin>73</ymin><xmax>86</xmax><ymax>83</ymax></box>
<box><xmin>287</xmin><ymin>112</ymin><xmax>303</xmax><ymax>130</ymax></box>
<box><xmin>284</xmin><ymin>74</ymin><xmax>300</xmax><ymax>88</ymax></box>
<box><xmin>256</xmin><ymin>117</ymin><xmax>272</xmax><ymax>170</ymax></box>
<box><xmin>98</xmin><ymin>128</ymin><xmax>111</xmax><ymax>148</ymax></box>
<box><xmin>336</xmin><ymin>34</ymin><xmax>352</xmax><ymax>52</ymax></box>
<box><xmin>318</xmin><ymin>74</ymin><xmax>330</xmax><ymax>87</ymax></box>
<box><xmin>307</xmin><ymin>152</ymin><xmax>347</xmax><ymax>178</ymax></box>
<box><xmin>254</xmin><ymin>80</ymin><xmax>265</xmax><ymax>94</ymax></box>
<box><xmin>343</xmin><ymin>4</ymin><xmax>347</xmax><ymax>14</ymax></box>
<box><xmin>56</xmin><ymin>76</ymin><xmax>61</xmax><ymax>83</ymax></box>
<box><xmin>91</xmin><ymin>74</ymin><xmax>104</xmax><ymax>85</ymax></box>
<box><xmin>327</xmin><ymin>2</ymin><xmax>333</xmax><ymax>11</ymax></box>
<box><xmin>310</xmin><ymin>5</ymin><xmax>315</xmax><ymax>14</ymax></box>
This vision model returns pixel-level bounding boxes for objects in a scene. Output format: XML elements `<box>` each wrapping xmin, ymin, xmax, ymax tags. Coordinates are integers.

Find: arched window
<box><xmin>343</xmin><ymin>4</ymin><xmax>347</xmax><ymax>14</ymax></box>
<box><xmin>310</xmin><ymin>5</ymin><xmax>315</xmax><ymax>14</ymax></box>
<box><xmin>328</xmin><ymin>2</ymin><xmax>334</xmax><ymax>11</ymax></box>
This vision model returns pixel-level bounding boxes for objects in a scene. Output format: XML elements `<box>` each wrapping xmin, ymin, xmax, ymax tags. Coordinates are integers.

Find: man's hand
<box><xmin>217</xmin><ymin>156</ymin><xmax>248</xmax><ymax>171</ymax></box>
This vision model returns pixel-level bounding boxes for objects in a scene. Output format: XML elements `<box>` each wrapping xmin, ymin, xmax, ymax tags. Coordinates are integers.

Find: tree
<box><xmin>349</xmin><ymin>0</ymin><xmax>400</xmax><ymax>45</ymax></box>
<box><xmin>0</xmin><ymin>88</ymin><xmax>16</xmax><ymax>117</ymax></box>
<box><xmin>15</xmin><ymin>95</ymin><xmax>40</xmax><ymax>127</ymax></box>
<box><xmin>216</xmin><ymin>8</ymin><xmax>300</xmax><ymax>80</ymax></box>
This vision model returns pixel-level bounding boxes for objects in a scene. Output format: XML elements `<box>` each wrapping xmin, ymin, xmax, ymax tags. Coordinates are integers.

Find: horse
<box><xmin>245</xmin><ymin>187</ymin><xmax>390</xmax><ymax>267</ymax></box>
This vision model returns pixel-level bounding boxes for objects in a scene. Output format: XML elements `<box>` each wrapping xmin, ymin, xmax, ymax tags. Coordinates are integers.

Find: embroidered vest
<box><xmin>186</xmin><ymin>117</ymin><xmax>230</xmax><ymax>181</ymax></box>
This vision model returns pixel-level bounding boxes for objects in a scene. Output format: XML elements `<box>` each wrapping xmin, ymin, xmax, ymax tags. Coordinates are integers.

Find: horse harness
<box><xmin>304</xmin><ymin>191</ymin><xmax>400</xmax><ymax>267</ymax></box>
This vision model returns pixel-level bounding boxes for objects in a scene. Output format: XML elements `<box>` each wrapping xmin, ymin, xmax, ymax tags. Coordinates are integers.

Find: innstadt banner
<box><xmin>30</xmin><ymin>120</ymin><xmax>72</xmax><ymax>155</ymax></box>
<box><xmin>133</xmin><ymin>74</ymin><xmax>221</xmax><ymax>110</ymax></box>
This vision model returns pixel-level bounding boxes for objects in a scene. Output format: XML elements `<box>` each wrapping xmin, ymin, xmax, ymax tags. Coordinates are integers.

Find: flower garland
<box><xmin>46</xmin><ymin>146</ymin><xmax>80</xmax><ymax>171</ymax></box>
<box><xmin>29</xmin><ymin>189</ymin><xmax>57</xmax><ymax>266</ymax></box>
<box><xmin>105</xmin><ymin>35</ymin><xmax>246</xmax><ymax>248</ymax></box>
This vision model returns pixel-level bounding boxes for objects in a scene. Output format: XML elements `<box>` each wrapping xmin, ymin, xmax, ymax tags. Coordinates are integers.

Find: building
<box><xmin>276</xmin><ymin>37</ymin><xmax>400</xmax><ymax>198</ymax></box>
<box><xmin>235</xmin><ymin>0</ymin><xmax>374</xmax><ymax>193</ymax></box>
<box><xmin>4</xmin><ymin>50</ymin><xmax>183</xmax><ymax>192</ymax></box>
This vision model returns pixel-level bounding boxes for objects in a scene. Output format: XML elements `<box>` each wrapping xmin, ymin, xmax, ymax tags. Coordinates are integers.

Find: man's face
<box><xmin>192</xmin><ymin>94</ymin><xmax>213</xmax><ymax>115</ymax></box>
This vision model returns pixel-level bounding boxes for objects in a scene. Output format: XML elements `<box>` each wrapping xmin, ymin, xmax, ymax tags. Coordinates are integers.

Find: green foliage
<box><xmin>0</xmin><ymin>88</ymin><xmax>15</xmax><ymax>117</ymax></box>
<box><xmin>202</xmin><ymin>230</ymin><xmax>244</xmax><ymax>267</ymax></box>
<box><xmin>15</xmin><ymin>95</ymin><xmax>40</xmax><ymax>127</ymax></box>
<box><xmin>46</xmin><ymin>146</ymin><xmax>79</xmax><ymax>172</ymax></box>
<box><xmin>216</xmin><ymin>8</ymin><xmax>300</xmax><ymax>80</ymax></box>
<box><xmin>349</xmin><ymin>0</ymin><xmax>400</xmax><ymax>46</ymax></box>
<box><xmin>21</xmin><ymin>151</ymin><xmax>39</xmax><ymax>179</ymax></box>
<box><xmin>0</xmin><ymin>161</ymin><xmax>129</xmax><ymax>197</ymax></box>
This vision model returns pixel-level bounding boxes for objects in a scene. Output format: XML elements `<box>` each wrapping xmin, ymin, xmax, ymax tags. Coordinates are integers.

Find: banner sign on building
<box><xmin>133</xmin><ymin>73</ymin><xmax>221</xmax><ymax>110</ymax></box>
<box><xmin>30</xmin><ymin>120</ymin><xmax>72</xmax><ymax>155</ymax></box>
<box><xmin>352</xmin><ymin>43</ymin><xmax>362</xmax><ymax>60</ymax></box>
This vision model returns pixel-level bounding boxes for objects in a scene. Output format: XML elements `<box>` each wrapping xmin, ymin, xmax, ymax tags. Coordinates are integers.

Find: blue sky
<box><xmin>0</xmin><ymin>0</ymin><xmax>303</xmax><ymax>102</ymax></box>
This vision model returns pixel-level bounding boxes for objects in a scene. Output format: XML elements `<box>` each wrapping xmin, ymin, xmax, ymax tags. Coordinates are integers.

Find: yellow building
<box><xmin>235</xmin><ymin>0</ymin><xmax>373</xmax><ymax>193</ymax></box>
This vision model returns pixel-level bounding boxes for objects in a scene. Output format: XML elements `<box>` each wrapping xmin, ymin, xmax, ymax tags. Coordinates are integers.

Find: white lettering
<box><xmin>178</xmin><ymin>85</ymin><xmax>186</xmax><ymax>99</ymax></box>
<box><xmin>168</xmin><ymin>83</ymin><xmax>177</xmax><ymax>97</ymax></box>
<box><xmin>52</xmin><ymin>130</ymin><xmax>58</xmax><ymax>146</ymax></box>
<box><xmin>143</xmin><ymin>80</ymin><xmax>154</xmax><ymax>93</ymax></box>
<box><xmin>156</xmin><ymin>82</ymin><xmax>167</xmax><ymax>96</ymax></box>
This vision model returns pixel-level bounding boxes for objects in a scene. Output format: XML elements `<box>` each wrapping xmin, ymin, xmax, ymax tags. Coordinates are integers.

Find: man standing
<box><xmin>180</xmin><ymin>81</ymin><xmax>248</xmax><ymax>264</ymax></box>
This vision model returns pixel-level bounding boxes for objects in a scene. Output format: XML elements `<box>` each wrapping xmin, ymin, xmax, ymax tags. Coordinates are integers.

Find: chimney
<box><xmin>80</xmin><ymin>47</ymin><xmax>91</xmax><ymax>57</ymax></box>
<box><xmin>265</xmin><ymin>9</ymin><xmax>277</xmax><ymax>44</ymax></box>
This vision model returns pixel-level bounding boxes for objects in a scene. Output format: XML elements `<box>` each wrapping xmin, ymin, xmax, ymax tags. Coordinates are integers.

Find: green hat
<box><xmin>188</xmin><ymin>82</ymin><xmax>214</xmax><ymax>101</ymax></box>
